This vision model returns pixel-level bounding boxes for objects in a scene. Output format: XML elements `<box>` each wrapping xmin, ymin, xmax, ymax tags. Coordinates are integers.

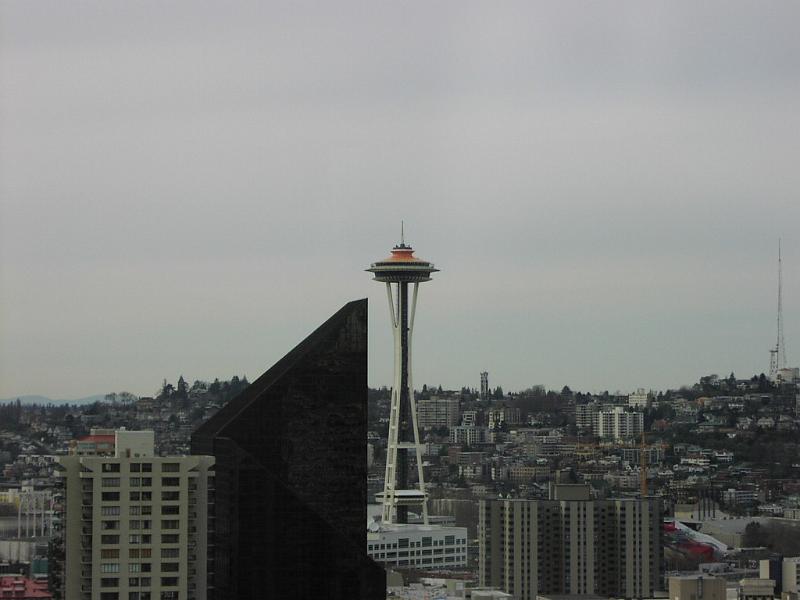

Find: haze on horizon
<box><xmin>1</xmin><ymin>1</ymin><xmax>799</xmax><ymax>400</ymax></box>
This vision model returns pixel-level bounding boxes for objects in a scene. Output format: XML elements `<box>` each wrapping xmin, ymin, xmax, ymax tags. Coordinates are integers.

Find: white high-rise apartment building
<box><xmin>595</xmin><ymin>406</ymin><xmax>644</xmax><ymax>440</ymax></box>
<box><xmin>56</xmin><ymin>430</ymin><xmax>214</xmax><ymax>600</ymax></box>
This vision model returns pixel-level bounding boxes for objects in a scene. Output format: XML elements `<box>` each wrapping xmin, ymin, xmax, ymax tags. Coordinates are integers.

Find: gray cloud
<box><xmin>1</xmin><ymin>1</ymin><xmax>798</xmax><ymax>397</ymax></box>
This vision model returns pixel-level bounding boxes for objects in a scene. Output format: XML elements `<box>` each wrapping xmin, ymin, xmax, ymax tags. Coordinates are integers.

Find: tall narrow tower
<box><xmin>770</xmin><ymin>239</ymin><xmax>787</xmax><ymax>380</ymax></box>
<box><xmin>480</xmin><ymin>372</ymin><xmax>489</xmax><ymax>401</ymax></box>
<box><xmin>368</xmin><ymin>232</ymin><xmax>438</xmax><ymax>525</ymax></box>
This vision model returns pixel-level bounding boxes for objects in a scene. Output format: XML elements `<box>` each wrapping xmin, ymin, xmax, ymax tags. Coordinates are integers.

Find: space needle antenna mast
<box><xmin>770</xmin><ymin>239</ymin><xmax>787</xmax><ymax>380</ymax></box>
<box><xmin>368</xmin><ymin>225</ymin><xmax>438</xmax><ymax>525</ymax></box>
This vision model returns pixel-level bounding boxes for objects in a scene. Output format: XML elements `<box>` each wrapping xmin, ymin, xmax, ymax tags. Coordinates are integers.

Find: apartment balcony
<box><xmin>81</xmin><ymin>526</ymin><xmax>92</xmax><ymax>535</ymax></box>
<box><xmin>81</xmin><ymin>552</ymin><xmax>92</xmax><ymax>564</ymax></box>
<box><xmin>82</xmin><ymin>494</ymin><xmax>93</xmax><ymax>506</ymax></box>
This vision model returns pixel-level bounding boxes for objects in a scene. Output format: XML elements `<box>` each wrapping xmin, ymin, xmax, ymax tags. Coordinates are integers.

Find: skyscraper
<box><xmin>367</xmin><ymin>235</ymin><xmax>438</xmax><ymax>525</ymax></box>
<box><xmin>191</xmin><ymin>299</ymin><xmax>385</xmax><ymax>599</ymax></box>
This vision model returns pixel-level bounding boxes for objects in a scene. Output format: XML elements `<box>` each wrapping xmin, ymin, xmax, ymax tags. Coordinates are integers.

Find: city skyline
<box><xmin>2</xmin><ymin>1</ymin><xmax>800</xmax><ymax>398</ymax></box>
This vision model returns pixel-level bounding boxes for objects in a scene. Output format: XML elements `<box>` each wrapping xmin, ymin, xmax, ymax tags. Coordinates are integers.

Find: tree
<box><xmin>493</xmin><ymin>386</ymin><xmax>504</xmax><ymax>399</ymax></box>
<box><xmin>175</xmin><ymin>376</ymin><xmax>188</xmax><ymax>400</ymax></box>
<box><xmin>159</xmin><ymin>379</ymin><xmax>174</xmax><ymax>400</ymax></box>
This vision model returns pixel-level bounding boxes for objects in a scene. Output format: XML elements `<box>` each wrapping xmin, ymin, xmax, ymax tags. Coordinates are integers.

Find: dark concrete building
<box><xmin>192</xmin><ymin>299</ymin><xmax>385</xmax><ymax>599</ymax></box>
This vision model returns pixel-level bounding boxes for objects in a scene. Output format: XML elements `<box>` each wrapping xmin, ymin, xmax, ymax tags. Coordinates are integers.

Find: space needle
<box><xmin>368</xmin><ymin>227</ymin><xmax>438</xmax><ymax>525</ymax></box>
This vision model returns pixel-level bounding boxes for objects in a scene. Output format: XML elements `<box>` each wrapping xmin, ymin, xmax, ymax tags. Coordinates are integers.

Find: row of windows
<box><xmin>102</xmin><ymin>563</ymin><xmax>175</xmax><ymax>574</ymax></box>
<box><xmin>101</xmin><ymin>478</ymin><xmax>181</xmax><ymax>488</ymax></box>
<box><xmin>368</xmin><ymin>538</ymin><xmax>466</xmax><ymax>551</ymax></box>
<box><xmin>100</xmin><ymin>463</ymin><xmax>179</xmax><ymax>473</ymax></box>
<box><xmin>100</xmin><ymin>534</ymin><xmax>180</xmax><ymax>545</ymax></box>
<box><xmin>95</xmin><ymin>577</ymin><xmax>181</xmax><ymax>591</ymax></box>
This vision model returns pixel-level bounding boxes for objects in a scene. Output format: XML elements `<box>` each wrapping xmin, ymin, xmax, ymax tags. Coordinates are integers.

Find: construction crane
<box><xmin>640</xmin><ymin>429</ymin><xmax>648</xmax><ymax>497</ymax></box>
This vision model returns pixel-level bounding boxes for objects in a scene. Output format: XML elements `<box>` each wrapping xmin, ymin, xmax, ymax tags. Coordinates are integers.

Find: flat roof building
<box><xmin>55</xmin><ymin>430</ymin><xmax>214</xmax><ymax>600</ymax></box>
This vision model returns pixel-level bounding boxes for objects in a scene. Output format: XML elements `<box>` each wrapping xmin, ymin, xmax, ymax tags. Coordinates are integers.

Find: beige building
<box><xmin>739</xmin><ymin>579</ymin><xmax>775</xmax><ymax>600</ymax></box>
<box><xmin>479</xmin><ymin>485</ymin><xmax>661</xmax><ymax>600</ymax></box>
<box><xmin>761</xmin><ymin>557</ymin><xmax>800</xmax><ymax>595</ymax></box>
<box><xmin>56</xmin><ymin>430</ymin><xmax>214</xmax><ymax>600</ymax></box>
<box><xmin>669</xmin><ymin>575</ymin><xmax>726</xmax><ymax>600</ymax></box>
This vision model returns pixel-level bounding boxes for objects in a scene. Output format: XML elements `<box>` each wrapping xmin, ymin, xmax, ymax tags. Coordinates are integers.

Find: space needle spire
<box><xmin>368</xmin><ymin>230</ymin><xmax>438</xmax><ymax>525</ymax></box>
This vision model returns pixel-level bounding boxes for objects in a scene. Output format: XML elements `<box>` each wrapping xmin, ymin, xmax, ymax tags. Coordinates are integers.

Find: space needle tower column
<box><xmin>368</xmin><ymin>230</ymin><xmax>438</xmax><ymax>525</ymax></box>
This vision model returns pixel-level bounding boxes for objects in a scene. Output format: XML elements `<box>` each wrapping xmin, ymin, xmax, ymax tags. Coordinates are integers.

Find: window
<box><xmin>130</xmin><ymin>506</ymin><xmax>141</xmax><ymax>516</ymax></box>
<box><xmin>161</xmin><ymin>548</ymin><xmax>179</xmax><ymax>558</ymax></box>
<box><xmin>141</xmin><ymin>463</ymin><xmax>152</xmax><ymax>473</ymax></box>
<box><xmin>141</xmin><ymin>535</ymin><xmax>152</xmax><ymax>544</ymax></box>
<box><xmin>161</xmin><ymin>491</ymin><xmax>180</xmax><ymax>501</ymax></box>
<box><xmin>102</xmin><ymin>463</ymin><xmax>121</xmax><ymax>473</ymax></box>
<box><xmin>101</xmin><ymin>563</ymin><xmax>120</xmax><ymax>573</ymax></box>
<box><xmin>100</xmin><ymin>593</ymin><xmax>119</xmax><ymax>600</ymax></box>
<box><xmin>102</xmin><ymin>492</ymin><xmax>120</xmax><ymax>502</ymax></box>
<box><xmin>161</xmin><ymin>478</ymin><xmax>180</xmax><ymax>487</ymax></box>
<box><xmin>142</xmin><ymin>478</ymin><xmax>152</xmax><ymax>487</ymax></box>
<box><xmin>130</xmin><ymin>463</ymin><xmax>141</xmax><ymax>473</ymax></box>
<box><xmin>161</xmin><ymin>534</ymin><xmax>179</xmax><ymax>543</ymax></box>
<box><xmin>160</xmin><ymin>577</ymin><xmax>178</xmax><ymax>587</ymax></box>
<box><xmin>129</xmin><ymin>549</ymin><xmax>140</xmax><ymax>559</ymax></box>
<box><xmin>161</xmin><ymin>520</ymin><xmax>179</xmax><ymax>530</ymax></box>
<box><xmin>141</xmin><ymin>548</ymin><xmax>152</xmax><ymax>558</ymax></box>
<box><xmin>161</xmin><ymin>505</ymin><xmax>179</xmax><ymax>515</ymax></box>
<box><xmin>101</xmin><ymin>535</ymin><xmax>120</xmax><ymax>544</ymax></box>
<box><xmin>101</xmin><ymin>578</ymin><xmax>119</xmax><ymax>588</ymax></box>
<box><xmin>129</xmin><ymin>563</ymin><xmax>141</xmax><ymax>573</ymax></box>
<box><xmin>102</xmin><ymin>506</ymin><xmax>121</xmax><ymax>516</ymax></box>
<box><xmin>130</xmin><ymin>492</ymin><xmax>140</xmax><ymax>501</ymax></box>
<box><xmin>142</xmin><ymin>506</ymin><xmax>152</xmax><ymax>515</ymax></box>
<box><xmin>102</xmin><ymin>520</ymin><xmax>120</xmax><ymax>530</ymax></box>
<box><xmin>102</xmin><ymin>478</ymin><xmax>121</xmax><ymax>487</ymax></box>
<box><xmin>129</xmin><ymin>535</ymin><xmax>141</xmax><ymax>544</ymax></box>
<box><xmin>162</xmin><ymin>463</ymin><xmax>180</xmax><ymax>472</ymax></box>
<box><xmin>130</xmin><ymin>520</ymin><xmax>141</xmax><ymax>530</ymax></box>
<box><xmin>130</xmin><ymin>478</ymin><xmax>141</xmax><ymax>487</ymax></box>
<box><xmin>102</xmin><ymin>549</ymin><xmax>120</xmax><ymax>559</ymax></box>
<box><xmin>161</xmin><ymin>562</ymin><xmax>179</xmax><ymax>572</ymax></box>
<box><xmin>141</xmin><ymin>492</ymin><xmax>152</xmax><ymax>501</ymax></box>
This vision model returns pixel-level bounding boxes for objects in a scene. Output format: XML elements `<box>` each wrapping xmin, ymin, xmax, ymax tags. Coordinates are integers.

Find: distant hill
<box><xmin>0</xmin><ymin>394</ymin><xmax>107</xmax><ymax>406</ymax></box>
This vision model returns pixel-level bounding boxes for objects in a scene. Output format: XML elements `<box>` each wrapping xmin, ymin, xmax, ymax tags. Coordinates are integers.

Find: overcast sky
<box><xmin>1</xmin><ymin>1</ymin><xmax>799</xmax><ymax>400</ymax></box>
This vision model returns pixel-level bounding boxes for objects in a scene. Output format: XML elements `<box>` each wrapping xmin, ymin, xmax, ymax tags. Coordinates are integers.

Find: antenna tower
<box><xmin>770</xmin><ymin>239</ymin><xmax>787</xmax><ymax>379</ymax></box>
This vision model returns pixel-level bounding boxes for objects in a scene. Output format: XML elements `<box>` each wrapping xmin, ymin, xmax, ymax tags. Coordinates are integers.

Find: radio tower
<box><xmin>368</xmin><ymin>226</ymin><xmax>438</xmax><ymax>525</ymax></box>
<box><xmin>770</xmin><ymin>239</ymin><xmax>787</xmax><ymax>380</ymax></box>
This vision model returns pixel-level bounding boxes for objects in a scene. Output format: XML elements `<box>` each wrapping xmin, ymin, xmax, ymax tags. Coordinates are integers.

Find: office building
<box><xmin>479</xmin><ymin>484</ymin><xmax>662</xmax><ymax>600</ymax></box>
<box><xmin>56</xmin><ymin>430</ymin><xmax>214</xmax><ymax>600</ymax></box>
<box><xmin>366</xmin><ymin>522</ymin><xmax>468</xmax><ymax>570</ymax></box>
<box><xmin>191</xmin><ymin>299</ymin><xmax>385</xmax><ymax>599</ymax></box>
